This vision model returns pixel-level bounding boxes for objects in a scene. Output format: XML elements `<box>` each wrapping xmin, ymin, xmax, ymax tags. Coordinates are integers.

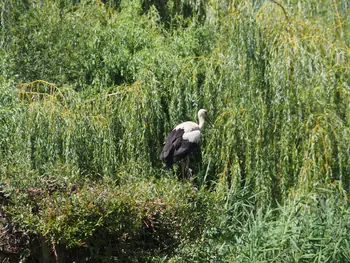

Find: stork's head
<box><xmin>198</xmin><ymin>109</ymin><xmax>208</xmax><ymax>118</ymax></box>
<box><xmin>198</xmin><ymin>109</ymin><xmax>212</xmax><ymax>128</ymax></box>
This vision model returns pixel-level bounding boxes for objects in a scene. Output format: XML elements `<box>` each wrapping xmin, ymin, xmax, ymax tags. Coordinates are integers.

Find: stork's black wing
<box><xmin>160</xmin><ymin>128</ymin><xmax>184</xmax><ymax>168</ymax></box>
<box><xmin>173</xmin><ymin>140</ymin><xmax>199</xmax><ymax>162</ymax></box>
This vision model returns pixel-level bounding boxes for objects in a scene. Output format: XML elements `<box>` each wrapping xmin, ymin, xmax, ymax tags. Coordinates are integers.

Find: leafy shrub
<box><xmin>2</xmin><ymin>176</ymin><xmax>214</xmax><ymax>261</ymax></box>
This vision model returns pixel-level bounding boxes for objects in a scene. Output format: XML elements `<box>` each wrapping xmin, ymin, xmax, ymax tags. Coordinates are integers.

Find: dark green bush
<box><xmin>2</xmin><ymin>176</ymin><xmax>214</xmax><ymax>262</ymax></box>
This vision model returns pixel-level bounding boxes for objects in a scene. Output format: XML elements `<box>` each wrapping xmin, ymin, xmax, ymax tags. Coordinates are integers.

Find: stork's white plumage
<box><xmin>160</xmin><ymin>109</ymin><xmax>211</xmax><ymax>179</ymax></box>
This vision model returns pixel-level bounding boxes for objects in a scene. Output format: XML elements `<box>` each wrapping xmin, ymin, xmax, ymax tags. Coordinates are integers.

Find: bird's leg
<box><xmin>181</xmin><ymin>159</ymin><xmax>185</xmax><ymax>181</ymax></box>
<box><xmin>186</xmin><ymin>156</ymin><xmax>190</xmax><ymax>179</ymax></box>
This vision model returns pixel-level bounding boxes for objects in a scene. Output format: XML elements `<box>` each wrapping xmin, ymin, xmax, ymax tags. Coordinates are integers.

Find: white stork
<box><xmin>160</xmin><ymin>109</ymin><xmax>211</xmax><ymax>179</ymax></box>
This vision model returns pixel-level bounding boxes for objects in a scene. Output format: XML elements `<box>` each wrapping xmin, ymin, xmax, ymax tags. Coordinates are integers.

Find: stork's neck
<box><xmin>198</xmin><ymin>116</ymin><xmax>205</xmax><ymax>129</ymax></box>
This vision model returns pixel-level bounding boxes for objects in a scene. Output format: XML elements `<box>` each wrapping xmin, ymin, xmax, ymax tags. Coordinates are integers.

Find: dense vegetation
<box><xmin>0</xmin><ymin>0</ymin><xmax>349</xmax><ymax>262</ymax></box>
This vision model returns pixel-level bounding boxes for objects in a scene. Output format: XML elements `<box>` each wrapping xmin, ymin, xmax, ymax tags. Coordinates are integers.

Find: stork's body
<box><xmin>160</xmin><ymin>109</ymin><xmax>210</xmax><ymax>179</ymax></box>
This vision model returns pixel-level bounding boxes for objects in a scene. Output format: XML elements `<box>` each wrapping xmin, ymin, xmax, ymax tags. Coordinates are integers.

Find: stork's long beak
<box><xmin>206</xmin><ymin>116</ymin><xmax>213</xmax><ymax>127</ymax></box>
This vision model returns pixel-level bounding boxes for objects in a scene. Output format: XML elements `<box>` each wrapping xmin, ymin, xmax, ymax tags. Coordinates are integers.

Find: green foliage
<box><xmin>0</xmin><ymin>0</ymin><xmax>349</xmax><ymax>262</ymax></box>
<box><xmin>174</xmin><ymin>184</ymin><xmax>350</xmax><ymax>263</ymax></box>
<box><xmin>3</xmin><ymin>176</ymin><xmax>214</xmax><ymax>261</ymax></box>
